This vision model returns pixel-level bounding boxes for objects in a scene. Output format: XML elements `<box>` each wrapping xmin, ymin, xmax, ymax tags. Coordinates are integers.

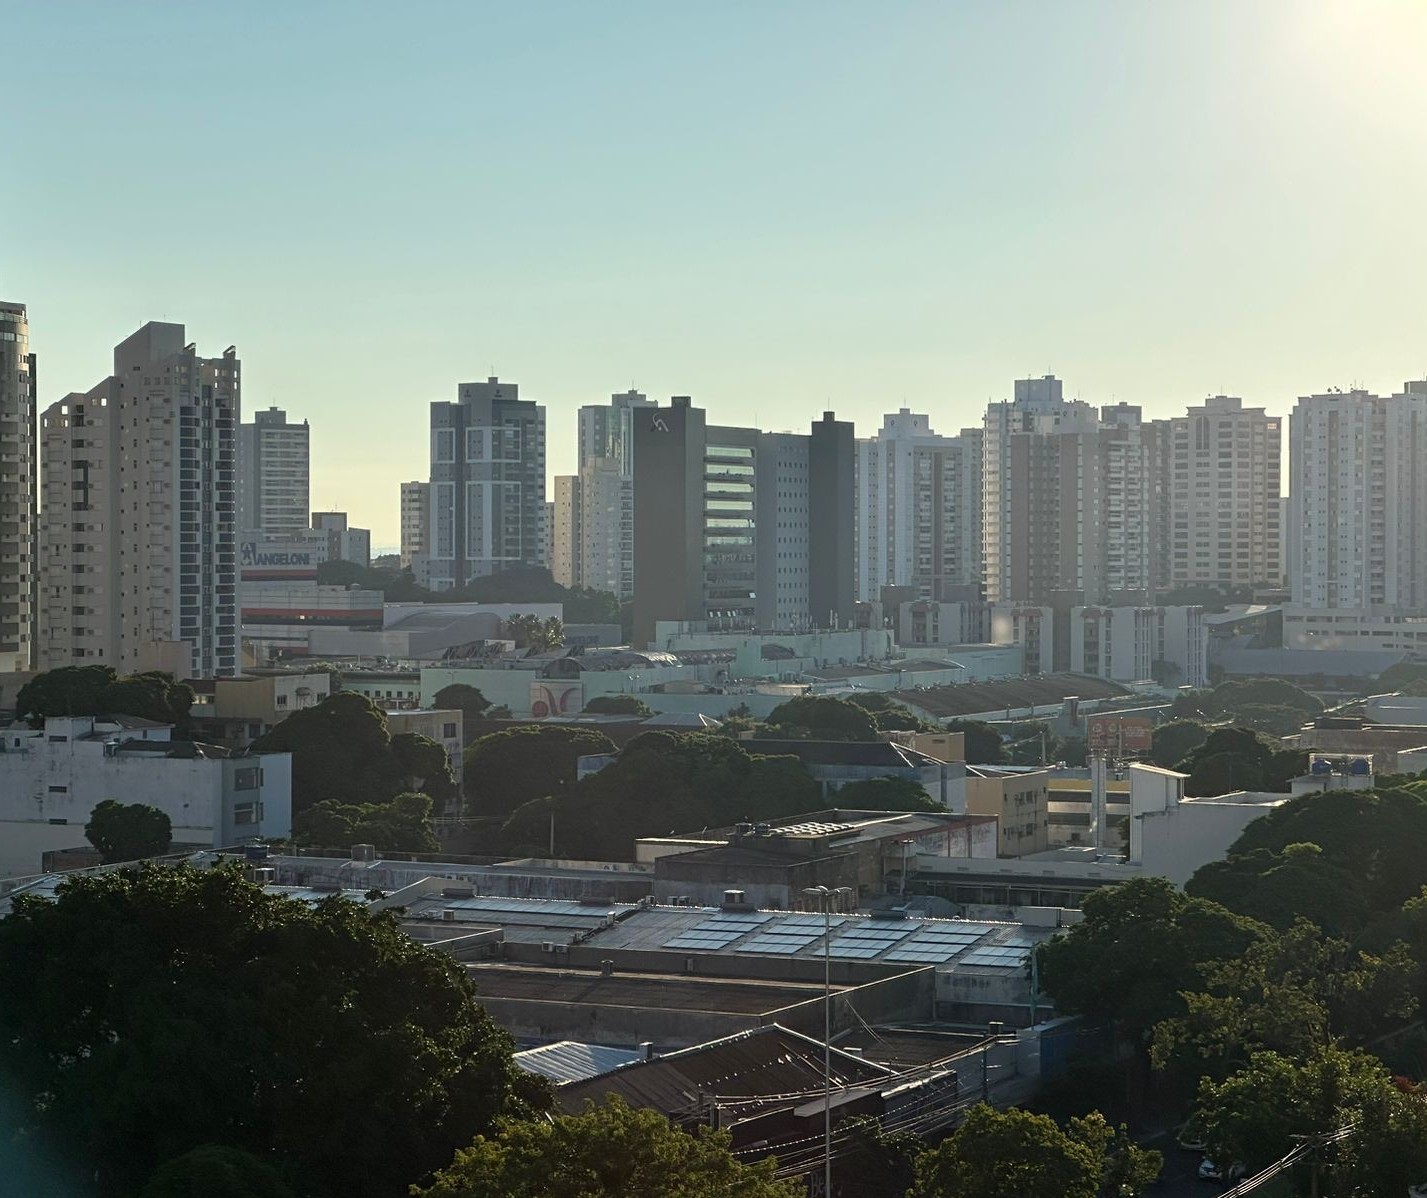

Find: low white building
<box><xmin>1068</xmin><ymin>606</ymin><xmax>1208</xmax><ymax>688</ymax></box>
<box><xmin>0</xmin><ymin>715</ymin><xmax>293</xmax><ymax>879</ymax></box>
<box><xmin>1283</xmin><ymin>606</ymin><xmax>1427</xmax><ymax>654</ymax></box>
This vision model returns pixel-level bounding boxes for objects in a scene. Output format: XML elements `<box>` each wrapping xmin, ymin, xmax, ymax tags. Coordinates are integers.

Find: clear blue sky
<box><xmin>4</xmin><ymin>0</ymin><xmax>1424</xmax><ymax>544</ymax></box>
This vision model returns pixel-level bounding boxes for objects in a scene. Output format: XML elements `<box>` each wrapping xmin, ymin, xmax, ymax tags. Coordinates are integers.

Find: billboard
<box><xmin>240</xmin><ymin>539</ymin><xmax>320</xmax><ymax>582</ymax></box>
<box><xmin>1086</xmin><ymin>715</ymin><xmax>1154</xmax><ymax>756</ymax></box>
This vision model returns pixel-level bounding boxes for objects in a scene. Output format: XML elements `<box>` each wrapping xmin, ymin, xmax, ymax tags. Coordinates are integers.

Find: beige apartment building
<box><xmin>0</xmin><ymin>301</ymin><xmax>37</xmax><ymax>672</ymax></box>
<box><xmin>38</xmin><ymin>322</ymin><xmax>240</xmax><ymax>678</ymax></box>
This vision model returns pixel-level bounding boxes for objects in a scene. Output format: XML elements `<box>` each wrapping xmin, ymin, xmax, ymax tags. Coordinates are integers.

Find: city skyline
<box><xmin>5</xmin><ymin>0</ymin><xmax>1426</xmax><ymax>543</ymax></box>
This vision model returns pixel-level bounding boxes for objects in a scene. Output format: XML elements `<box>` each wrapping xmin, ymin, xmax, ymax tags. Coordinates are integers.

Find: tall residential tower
<box><xmin>0</xmin><ymin>301</ymin><xmax>36</xmax><ymax>672</ymax></box>
<box><xmin>237</xmin><ymin>406</ymin><xmax>309</xmax><ymax>538</ymax></box>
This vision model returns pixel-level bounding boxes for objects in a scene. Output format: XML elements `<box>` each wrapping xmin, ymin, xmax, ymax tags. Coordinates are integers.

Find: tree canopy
<box><xmin>830</xmin><ymin>776</ymin><xmax>942</xmax><ymax>813</ymax></box>
<box><xmin>582</xmin><ymin>694</ymin><xmax>654</xmax><ymax>717</ymax></box>
<box><xmin>1036</xmin><ymin>877</ymin><xmax>1268</xmax><ymax>1041</ymax></box>
<box><xmin>15</xmin><ymin>666</ymin><xmax>195</xmax><ymax>729</ymax></box>
<box><xmin>433</xmin><ymin>684</ymin><xmax>492</xmax><ymax>721</ymax></box>
<box><xmin>846</xmin><ymin>692</ymin><xmax>939</xmax><ymax>733</ymax></box>
<box><xmin>138</xmin><ymin>1145</ymin><xmax>296</xmax><ymax>1198</ymax></box>
<box><xmin>413</xmin><ymin>1096</ymin><xmax>799</xmax><ymax>1198</ymax></box>
<box><xmin>942</xmin><ymin>720</ymin><xmax>1005</xmax><ymax>765</ymax></box>
<box><xmin>765</xmin><ymin>695</ymin><xmax>880</xmax><ymax>742</ymax></box>
<box><xmin>1148</xmin><ymin>719</ymin><xmax>1211</xmax><ymax>768</ymax></box>
<box><xmin>390</xmin><ymin>732</ymin><xmax>458</xmax><ymax>805</ymax></box>
<box><xmin>1175</xmin><ymin>727</ymin><xmax>1306</xmax><ymax>797</ymax></box>
<box><xmin>500</xmin><ymin>731</ymin><xmax>823</xmax><ymax>860</ymax></box>
<box><xmin>502</xmin><ymin>614</ymin><xmax>564</xmax><ymax>652</ymax></box>
<box><xmin>463</xmin><ymin>725</ymin><xmax>617</xmax><ymax>820</ymax></box>
<box><xmin>294</xmin><ymin>791</ymin><xmax>441</xmax><ymax>853</ymax></box>
<box><xmin>84</xmin><ymin>800</ymin><xmax>173</xmax><ymax>864</ymax></box>
<box><xmin>0</xmin><ymin>865</ymin><xmax>543</xmax><ymax>1198</ymax></box>
<box><xmin>910</xmin><ymin>1104</ymin><xmax>1160</xmax><ymax>1198</ymax></box>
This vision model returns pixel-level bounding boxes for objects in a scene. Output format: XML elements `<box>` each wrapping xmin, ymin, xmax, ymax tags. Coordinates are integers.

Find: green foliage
<box><xmin>15</xmin><ymin>666</ymin><xmax>195</xmax><ymax>729</ymax></box>
<box><xmin>0</xmin><ymin>865</ymin><xmax>543</xmax><ymax>1198</ymax></box>
<box><xmin>1187</xmin><ymin>786</ymin><xmax>1427</xmax><ymax>932</ymax></box>
<box><xmin>910</xmin><ymin>1104</ymin><xmax>1159</xmax><ymax>1198</ymax></box>
<box><xmin>1378</xmin><ymin>661</ymin><xmax>1427</xmax><ymax>695</ymax></box>
<box><xmin>830</xmin><ymin>776</ymin><xmax>942</xmax><ymax>813</ymax></box>
<box><xmin>295</xmin><ymin>791</ymin><xmax>440</xmax><ymax>853</ymax></box>
<box><xmin>138</xmin><ymin>1145</ymin><xmax>296</xmax><ymax>1198</ymax></box>
<box><xmin>1151</xmin><ymin>919</ymin><xmax>1418</xmax><ymax>1084</ymax></box>
<box><xmin>836</xmin><ymin>1116</ymin><xmax>927</xmax><ymax>1198</ymax></box>
<box><xmin>433</xmin><ymin>684</ymin><xmax>492</xmax><ymax>720</ymax></box>
<box><xmin>1176</xmin><ymin>727</ymin><xmax>1306</xmax><ymax>797</ymax></box>
<box><xmin>1035</xmin><ymin>877</ymin><xmax>1268</xmax><ymax>1040</ymax></box>
<box><xmin>847</xmin><ymin>692</ymin><xmax>939</xmax><ymax>733</ymax></box>
<box><xmin>463</xmin><ymin>725</ymin><xmax>616</xmax><ymax>820</ymax></box>
<box><xmin>413</xmin><ymin>1095</ymin><xmax>799</xmax><ymax>1198</ymax></box>
<box><xmin>1149</xmin><ymin>719</ymin><xmax>1211</xmax><ymax>768</ymax></box>
<box><xmin>84</xmin><ymin>799</ymin><xmax>173</xmax><ymax>864</ymax></box>
<box><xmin>582</xmin><ymin>694</ymin><xmax>654</xmax><ymax>717</ymax></box>
<box><xmin>250</xmin><ymin>692</ymin><xmax>401</xmax><ymax>812</ymax></box>
<box><xmin>1228</xmin><ymin>703</ymin><xmax>1309</xmax><ymax>739</ymax></box>
<box><xmin>942</xmin><ymin>720</ymin><xmax>1005</xmax><ymax>765</ymax></box>
<box><xmin>765</xmin><ymin>695</ymin><xmax>880</xmax><ymax>742</ymax></box>
<box><xmin>390</xmin><ymin>732</ymin><xmax>457</xmax><ymax>805</ymax></box>
<box><xmin>503</xmin><ymin>613</ymin><xmax>564</xmax><ymax>652</ymax></box>
<box><xmin>501</xmin><ymin>732</ymin><xmax>822</xmax><ymax>860</ymax></box>
<box><xmin>1195</xmin><ymin>1045</ymin><xmax>1388</xmax><ymax>1173</ymax></box>
<box><xmin>1202</xmin><ymin>678</ymin><xmax>1323</xmax><ymax>718</ymax></box>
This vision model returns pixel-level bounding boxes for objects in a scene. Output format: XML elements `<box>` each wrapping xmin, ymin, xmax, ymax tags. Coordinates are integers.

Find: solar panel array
<box><xmin>664</xmin><ymin>911</ymin><xmax>773</xmax><ymax>951</ymax></box>
<box><xmin>440</xmin><ymin>897</ymin><xmax>619</xmax><ymax>921</ymax></box>
<box><xmin>827</xmin><ymin>921</ymin><xmax>919</xmax><ymax>959</ymax></box>
<box><xmin>883</xmin><ymin>922</ymin><xmax>993</xmax><ymax>964</ymax></box>
<box><xmin>959</xmin><ymin>940</ymin><xmax>1035</xmax><ymax>969</ymax></box>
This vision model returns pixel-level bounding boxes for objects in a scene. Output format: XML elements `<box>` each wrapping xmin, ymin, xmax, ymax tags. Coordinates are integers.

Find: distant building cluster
<box><xmin>3</xmin><ymin>297</ymin><xmax>1427</xmax><ymax>682</ymax></box>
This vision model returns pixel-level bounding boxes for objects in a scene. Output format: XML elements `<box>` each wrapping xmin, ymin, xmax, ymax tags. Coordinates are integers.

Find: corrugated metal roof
<box><xmin>513</xmin><ymin>1041</ymin><xmax>644</xmax><ymax>1084</ymax></box>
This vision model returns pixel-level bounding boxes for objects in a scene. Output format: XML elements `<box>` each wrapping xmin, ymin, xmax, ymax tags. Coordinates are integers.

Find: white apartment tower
<box><xmin>568</xmin><ymin>390</ymin><xmax>653</xmax><ymax>602</ymax></box>
<box><xmin>426</xmin><ymin>377</ymin><xmax>546</xmax><ymax>589</ymax></box>
<box><xmin>237</xmin><ymin>406</ymin><xmax>309</xmax><ymax>538</ymax></box>
<box><xmin>1163</xmin><ymin>396</ymin><xmax>1281</xmax><ymax>589</ymax></box>
<box><xmin>1289</xmin><ymin>384</ymin><xmax>1427</xmax><ymax>610</ymax></box>
<box><xmin>854</xmin><ymin>410</ymin><xmax>982</xmax><ymax>603</ymax></box>
<box><xmin>0</xmin><ymin>301</ymin><xmax>36</xmax><ymax>671</ymax></box>
<box><xmin>38</xmin><ymin>322</ymin><xmax>239</xmax><ymax>677</ymax></box>
<box><xmin>399</xmin><ymin>481</ymin><xmax>428</xmax><ymax>568</ymax></box>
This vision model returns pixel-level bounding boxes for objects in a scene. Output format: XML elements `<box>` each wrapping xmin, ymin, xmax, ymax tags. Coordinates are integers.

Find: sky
<box><xmin>3</xmin><ymin>0</ymin><xmax>1426</xmax><ymax>546</ymax></box>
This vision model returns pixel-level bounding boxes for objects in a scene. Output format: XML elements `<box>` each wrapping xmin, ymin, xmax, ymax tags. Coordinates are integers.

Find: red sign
<box><xmin>1086</xmin><ymin>715</ymin><xmax>1153</xmax><ymax>755</ymax></box>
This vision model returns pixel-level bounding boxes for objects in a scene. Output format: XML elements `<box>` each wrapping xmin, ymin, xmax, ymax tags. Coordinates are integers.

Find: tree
<box><xmin>15</xmin><ymin>663</ymin><xmax>117</xmax><ymax>724</ymax></box>
<box><xmin>390</xmin><ymin>732</ymin><xmax>457</xmax><ymax>805</ymax></box>
<box><xmin>14</xmin><ymin>665</ymin><xmax>194</xmax><ymax>730</ymax></box>
<box><xmin>1176</xmin><ymin>727</ymin><xmax>1306</xmax><ymax>797</ymax></box>
<box><xmin>847</xmin><ymin>692</ymin><xmax>938</xmax><ymax>733</ymax></box>
<box><xmin>583</xmin><ymin>694</ymin><xmax>654</xmax><ymax>717</ymax></box>
<box><xmin>836</xmin><ymin>1116</ymin><xmax>926</xmax><ymax>1198</ymax></box>
<box><xmin>84</xmin><ymin>800</ymin><xmax>172</xmax><ymax>864</ymax></box>
<box><xmin>1148</xmin><ymin>719</ymin><xmax>1210</xmax><ymax>768</ymax></box>
<box><xmin>830</xmin><ymin>776</ymin><xmax>942</xmax><ymax>813</ymax></box>
<box><xmin>1230</xmin><ymin>704</ymin><xmax>1309</xmax><ymax>740</ymax></box>
<box><xmin>1203</xmin><ymin>678</ymin><xmax>1322</xmax><ymax>719</ymax></box>
<box><xmin>502</xmin><ymin>613</ymin><xmax>564</xmax><ymax>652</ymax></box>
<box><xmin>943</xmin><ymin>720</ymin><xmax>1005</xmax><ymax>765</ymax></box>
<box><xmin>463</xmin><ymin>725</ymin><xmax>616</xmax><ymax>820</ymax></box>
<box><xmin>1151</xmin><ymin>919</ymin><xmax>1418</xmax><ymax>1084</ymax></box>
<box><xmin>295</xmin><ymin>791</ymin><xmax>440</xmax><ymax>853</ymax></box>
<box><xmin>1194</xmin><ymin>1045</ymin><xmax>1388</xmax><ymax>1173</ymax></box>
<box><xmin>910</xmin><ymin>1103</ymin><xmax>1159</xmax><ymax>1198</ymax></box>
<box><xmin>433</xmin><ymin>684</ymin><xmax>492</xmax><ymax>721</ymax></box>
<box><xmin>765</xmin><ymin>696</ymin><xmax>880</xmax><ymax>742</ymax></box>
<box><xmin>500</xmin><ymin>732</ymin><xmax>823</xmax><ymax>860</ymax></box>
<box><xmin>1036</xmin><ymin>877</ymin><xmax>1268</xmax><ymax>1043</ymax></box>
<box><xmin>0</xmin><ymin>865</ymin><xmax>543</xmax><ymax>1198</ymax></box>
<box><xmin>138</xmin><ymin>1145</ymin><xmax>296</xmax><ymax>1198</ymax></box>
<box><xmin>413</xmin><ymin>1096</ymin><xmax>799</xmax><ymax>1198</ymax></box>
<box><xmin>250</xmin><ymin>692</ymin><xmax>401</xmax><ymax>811</ymax></box>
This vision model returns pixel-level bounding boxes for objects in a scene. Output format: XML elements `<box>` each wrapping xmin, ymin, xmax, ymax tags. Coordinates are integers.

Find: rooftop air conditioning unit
<box><xmin>542</xmin><ymin>941</ymin><xmax>557</xmax><ymax>953</ymax></box>
<box><xmin>246</xmin><ymin>866</ymin><xmax>276</xmax><ymax>885</ymax></box>
<box><xmin>441</xmin><ymin>909</ymin><xmax>458</xmax><ymax>922</ymax></box>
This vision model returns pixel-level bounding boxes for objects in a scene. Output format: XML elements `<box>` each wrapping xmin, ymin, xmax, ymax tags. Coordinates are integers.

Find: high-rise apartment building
<box><xmin>854</xmin><ymin>409</ymin><xmax>982</xmax><ymax>603</ymax></box>
<box><xmin>237</xmin><ymin>406</ymin><xmax>309</xmax><ymax>538</ymax></box>
<box><xmin>0</xmin><ymin>301</ymin><xmax>36</xmax><ymax>672</ymax></box>
<box><xmin>631</xmin><ymin>399</ymin><xmax>854</xmax><ymax>646</ymax></box>
<box><xmin>1160</xmin><ymin>396</ymin><xmax>1281</xmax><ymax>589</ymax></box>
<box><xmin>578</xmin><ymin>390</ymin><xmax>653</xmax><ymax>473</ymax></box>
<box><xmin>1288</xmin><ymin>384</ymin><xmax>1427</xmax><ymax>609</ymax></box>
<box><xmin>426</xmin><ymin>377</ymin><xmax>546</xmax><ymax>590</ymax></box>
<box><xmin>309</xmin><ymin>511</ymin><xmax>370</xmax><ymax>568</ymax></box>
<box><xmin>982</xmin><ymin>378</ymin><xmax>1161</xmax><ymax>606</ymax></box>
<box><xmin>38</xmin><ymin>322</ymin><xmax>239</xmax><ymax>678</ymax></box>
<box><xmin>579</xmin><ymin>457</ymin><xmax>633</xmax><ymax>598</ymax></box>
<box><xmin>399</xmin><ymin>481</ymin><xmax>428</xmax><ymax>568</ymax></box>
<box><xmin>551</xmin><ymin>474</ymin><xmax>580</xmax><ymax>588</ymax></box>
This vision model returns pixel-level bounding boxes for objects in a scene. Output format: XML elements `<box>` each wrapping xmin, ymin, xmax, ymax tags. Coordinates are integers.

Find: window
<box><xmin>233</xmin><ymin>801</ymin><xmax>261</xmax><ymax>826</ymax></box>
<box><xmin>48</xmin><ymin>785</ymin><xmax>69</xmax><ymax>794</ymax></box>
<box><xmin>234</xmin><ymin>766</ymin><xmax>261</xmax><ymax>791</ymax></box>
<box><xmin>442</xmin><ymin>722</ymin><xmax>458</xmax><ymax>738</ymax></box>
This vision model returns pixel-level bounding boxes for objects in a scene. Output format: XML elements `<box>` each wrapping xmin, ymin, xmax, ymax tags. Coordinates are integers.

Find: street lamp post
<box><xmin>803</xmin><ymin>884</ymin><xmax>853</xmax><ymax>1198</ymax></box>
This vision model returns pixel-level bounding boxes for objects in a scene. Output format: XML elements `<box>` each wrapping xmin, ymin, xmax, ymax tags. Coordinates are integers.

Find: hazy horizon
<box><xmin>5</xmin><ymin>0</ymin><xmax>1425</xmax><ymax>543</ymax></box>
